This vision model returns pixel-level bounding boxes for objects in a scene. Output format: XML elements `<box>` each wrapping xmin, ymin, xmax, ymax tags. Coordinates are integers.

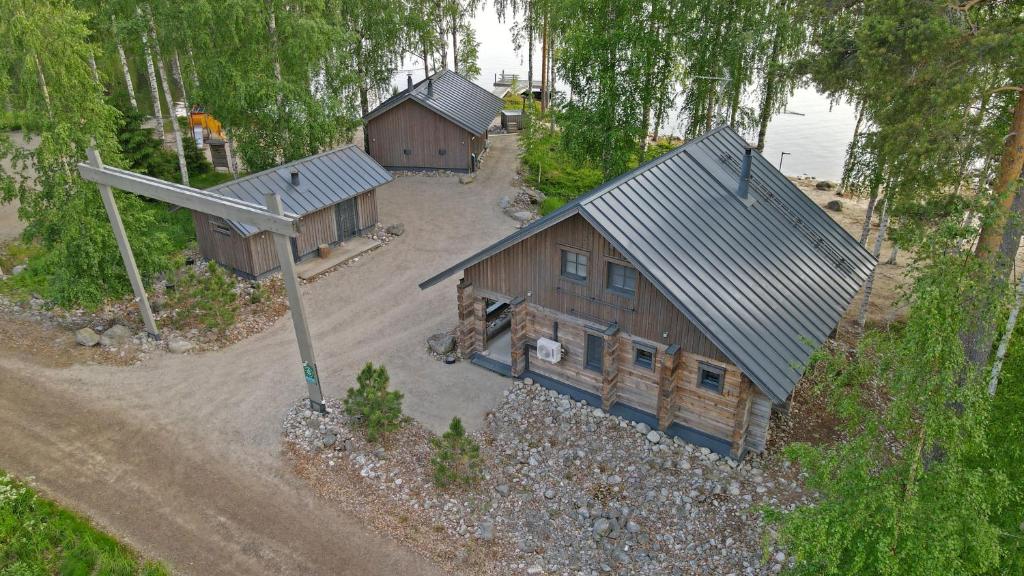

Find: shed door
<box><xmin>335</xmin><ymin>198</ymin><xmax>359</xmax><ymax>241</ymax></box>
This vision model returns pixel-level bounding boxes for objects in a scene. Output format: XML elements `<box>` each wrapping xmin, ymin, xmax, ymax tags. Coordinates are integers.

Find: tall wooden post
<box><xmin>656</xmin><ymin>344</ymin><xmax>681</xmax><ymax>430</ymax></box>
<box><xmin>509</xmin><ymin>297</ymin><xmax>528</xmax><ymax>377</ymax></box>
<box><xmin>264</xmin><ymin>192</ymin><xmax>326</xmax><ymax>413</ymax></box>
<box><xmin>600</xmin><ymin>324</ymin><xmax>620</xmax><ymax>411</ymax></box>
<box><xmin>86</xmin><ymin>148</ymin><xmax>160</xmax><ymax>338</ymax></box>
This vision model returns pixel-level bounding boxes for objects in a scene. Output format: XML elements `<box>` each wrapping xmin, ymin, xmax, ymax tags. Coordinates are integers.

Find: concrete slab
<box><xmin>296</xmin><ymin>236</ymin><xmax>380</xmax><ymax>280</ymax></box>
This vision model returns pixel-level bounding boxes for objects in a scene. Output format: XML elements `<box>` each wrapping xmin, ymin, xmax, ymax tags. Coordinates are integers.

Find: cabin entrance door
<box><xmin>335</xmin><ymin>198</ymin><xmax>359</xmax><ymax>241</ymax></box>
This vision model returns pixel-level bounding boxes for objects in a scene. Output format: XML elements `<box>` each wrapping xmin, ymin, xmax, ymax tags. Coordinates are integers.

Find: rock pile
<box><xmin>284</xmin><ymin>380</ymin><xmax>807</xmax><ymax>575</ymax></box>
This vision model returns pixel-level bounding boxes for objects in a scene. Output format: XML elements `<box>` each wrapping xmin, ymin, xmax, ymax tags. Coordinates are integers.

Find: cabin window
<box><xmin>698</xmin><ymin>362</ymin><xmax>725</xmax><ymax>394</ymax></box>
<box><xmin>561</xmin><ymin>249</ymin><xmax>589</xmax><ymax>282</ymax></box>
<box><xmin>634</xmin><ymin>344</ymin><xmax>655</xmax><ymax>370</ymax></box>
<box><xmin>585</xmin><ymin>333</ymin><xmax>604</xmax><ymax>373</ymax></box>
<box><xmin>210</xmin><ymin>217</ymin><xmax>232</xmax><ymax>236</ymax></box>
<box><xmin>438</xmin><ymin>148</ymin><xmax>447</xmax><ymax>156</ymax></box>
<box><xmin>607</xmin><ymin>262</ymin><xmax>638</xmax><ymax>297</ymax></box>
<box><xmin>403</xmin><ymin>148</ymin><xmax>412</xmax><ymax>155</ymax></box>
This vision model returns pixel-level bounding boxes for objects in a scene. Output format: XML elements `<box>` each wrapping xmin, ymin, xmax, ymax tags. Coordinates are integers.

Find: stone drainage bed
<box><xmin>283</xmin><ymin>380</ymin><xmax>807</xmax><ymax>576</ymax></box>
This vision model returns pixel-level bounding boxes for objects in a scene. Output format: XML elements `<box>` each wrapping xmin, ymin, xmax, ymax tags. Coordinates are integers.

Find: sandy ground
<box><xmin>0</xmin><ymin>135</ymin><xmax>525</xmax><ymax>575</ymax></box>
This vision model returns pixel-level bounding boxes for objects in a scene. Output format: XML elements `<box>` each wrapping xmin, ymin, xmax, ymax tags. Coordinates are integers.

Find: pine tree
<box><xmin>343</xmin><ymin>363</ymin><xmax>404</xmax><ymax>442</ymax></box>
<box><xmin>430</xmin><ymin>417</ymin><xmax>482</xmax><ymax>488</ymax></box>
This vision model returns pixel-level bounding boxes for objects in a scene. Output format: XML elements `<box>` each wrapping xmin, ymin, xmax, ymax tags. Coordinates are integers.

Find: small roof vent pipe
<box><xmin>407</xmin><ymin>74</ymin><xmax>413</xmax><ymax>91</ymax></box>
<box><xmin>290</xmin><ymin>168</ymin><xmax>300</xmax><ymax>187</ymax></box>
<box><xmin>427</xmin><ymin>78</ymin><xmax>434</xmax><ymax>97</ymax></box>
<box><xmin>737</xmin><ymin>146</ymin><xmax>753</xmax><ymax>204</ymax></box>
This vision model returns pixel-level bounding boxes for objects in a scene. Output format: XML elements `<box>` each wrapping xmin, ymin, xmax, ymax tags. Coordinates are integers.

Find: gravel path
<box><xmin>0</xmin><ymin>135</ymin><xmax>525</xmax><ymax>575</ymax></box>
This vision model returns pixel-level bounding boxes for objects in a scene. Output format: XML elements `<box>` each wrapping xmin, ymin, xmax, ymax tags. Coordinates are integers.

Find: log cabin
<box><xmin>420</xmin><ymin>127</ymin><xmax>875</xmax><ymax>458</ymax></box>
<box><xmin>363</xmin><ymin>70</ymin><xmax>504</xmax><ymax>172</ymax></box>
<box><xmin>193</xmin><ymin>145</ymin><xmax>392</xmax><ymax>279</ymax></box>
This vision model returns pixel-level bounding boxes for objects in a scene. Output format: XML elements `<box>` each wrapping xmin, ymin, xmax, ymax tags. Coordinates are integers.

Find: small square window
<box><xmin>607</xmin><ymin>262</ymin><xmax>638</xmax><ymax>297</ymax></box>
<box><xmin>634</xmin><ymin>345</ymin><xmax>655</xmax><ymax>370</ymax></box>
<box><xmin>561</xmin><ymin>249</ymin><xmax>588</xmax><ymax>281</ymax></box>
<box><xmin>210</xmin><ymin>217</ymin><xmax>232</xmax><ymax>236</ymax></box>
<box><xmin>698</xmin><ymin>363</ymin><xmax>725</xmax><ymax>393</ymax></box>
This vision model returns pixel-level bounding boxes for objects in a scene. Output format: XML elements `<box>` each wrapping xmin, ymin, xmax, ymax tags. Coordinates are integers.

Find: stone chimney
<box><xmin>290</xmin><ymin>168</ymin><xmax>300</xmax><ymax>187</ymax></box>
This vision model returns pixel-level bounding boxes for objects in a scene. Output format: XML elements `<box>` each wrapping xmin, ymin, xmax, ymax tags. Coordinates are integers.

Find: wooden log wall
<box><xmin>357</xmin><ymin>189</ymin><xmax>379</xmax><ymax>230</ymax></box>
<box><xmin>463</xmin><ymin>214</ymin><xmax>728</xmax><ymax>362</ymax></box>
<box><xmin>192</xmin><ymin>212</ymin><xmax>254</xmax><ymax>275</ymax></box>
<box><xmin>671</xmin><ymin>352</ymin><xmax>750</xmax><ymax>442</ymax></box>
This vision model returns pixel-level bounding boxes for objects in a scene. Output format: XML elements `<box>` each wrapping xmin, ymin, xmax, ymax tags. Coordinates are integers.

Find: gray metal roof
<box><xmin>364</xmin><ymin>70</ymin><xmax>504</xmax><ymax>136</ymax></box>
<box><xmin>419</xmin><ymin>126</ymin><xmax>875</xmax><ymax>403</ymax></box>
<box><xmin>205</xmin><ymin>145</ymin><xmax>392</xmax><ymax>236</ymax></box>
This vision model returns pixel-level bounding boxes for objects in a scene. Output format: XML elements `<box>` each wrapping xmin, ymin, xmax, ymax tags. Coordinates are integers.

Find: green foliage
<box><xmin>0</xmin><ymin>240</ymin><xmax>42</xmax><ymax>274</ymax></box>
<box><xmin>0</xmin><ymin>469</ymin><xmax>170</xmax><ymax>575</ymax></box>
<box><xmin>166</xmin><ymin>262</ymin><xmax>239</xmax><ymax>333</ymax></box>
<box><xmin>430</xmin><ymin>417</ymin><xmax>482</xmax><ymax>488</ymax></box>
<box><xmin>117</xmin><ymin>109</ymin><xmax>178</xmax><ymax>182</ymax></box>
<box><xmin>343</xmin><ymin>363</ymin><xmax>404</xmax><ymax>442</ymax></box>
<box><xmin>248</xmin><ymin>281</ymin><xmax>267</xmax><ymax>305</ymax></box>
<box><xmin>775</xmin><ymin>225</ymin><xmax>1015</xmax><ymax>576</ymax></box>
<box><xmin>986</xmin><ymin>320</ymin><xmax>1024</xmax><ymax>574</ymax></box>
<box><xmin>520</xmin><ymin>119</ymin><xmax>602</xmax><ymax>214</ymax></box>
<box><xmin>177</xmin><ymin>117</ymin><xmax>213</xmax><ymax>178</ymax></box>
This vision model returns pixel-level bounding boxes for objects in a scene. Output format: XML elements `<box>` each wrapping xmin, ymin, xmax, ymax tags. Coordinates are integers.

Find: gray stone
<box><xmin>544</xmin><ymin>487</ymin><xmax>556</xmax><ymax>499</ymax></box>
<box><xmin>774</xmin><ymin>551</ymin><xmax>786</xmax><ymax>563</ymax></box>
<box><xmin>635</xmin><ymin>422</ymin><xmax>651</xmax><ymax>434</ymax></box>
<box><xmin>525</xmin><ymin>188</ymin><xmax>545</xmax><ymax>204</ymax></box>
<box><xmin>646</xmin><ymin>430</ymin><xmax>661</xmax><ymax>444</ymax></box>
<box><xmin>99</xmin><ymin>324</ymin><xmax>133</xmax><ymax>347</ymax></box>
<box><xmin>459</xmin><ymin>174</ymin><xmax>476</xmax><ymax>185</ymax></box>
<box><xmin>498</xmin><ymin>195</ymin><xmax>512</xmax><ymax>209</ymax></box>
<box><xmin>626</xmin><ymin>520</ymin><xmax>640</xmax><ymax>533</ymax></box>
<box><xmin>11</xmin><ymin>264</ymin><xmax>26</xmax><ymax>275</ymax></box>
<box><xmin>511</xmin><ymin>211</ymin><xmax>533</xmax><ymax>222</ymax></box>
<box><xmin>825</xmin><ymin>199</ymin><xmax>843</xmax><ymax>212</ymax></box>
<box><xmin>593</xmin><ymin>408</ymin><xmax>605</xmax><ymax>418</ymax></box>
<box><xmin>427</xmin><ymin>333</ymin><xmax>456</xmax><ymax>355</ymax></box>
<box><xmin>495</xmin><ymin>484</ymin><xmax>511</xmax><ymax>497</ymax></box>
<box><xmin>477</xmin><ymin>519</ymin><xmax>495</xmax><ymax>541</ymax></box>
<box><xmin>593</xmin><ymin>518</ymin><xmax>611</xmax><ymax>538</ymax></box>
<box><xmin>386</xmin><ymin>223</ymin><xmax>405</xmax><ymax>236</ymax></box>
<box><xmin>322</xmin><ymin>433</ymin><xmax>337</xmax><ymax>448</ymax></box>
<box><xmin>607</xmin><ymin>475</ymin><xmax>622</xmax><ymax>485</ymax></box>
<box><xmin>167</xmin><ymin>338</ymin><xmax>192</xmax><ymax>354</ymax></box>
<box><xmin>815</xmin><ymin>180</ymin><xmax>835</xmax><ymax>190</ymax></box>
<box><xmin>75</xmin><ymin>327</ymin><xmax>100</xmax><ymax>347</ymax></box>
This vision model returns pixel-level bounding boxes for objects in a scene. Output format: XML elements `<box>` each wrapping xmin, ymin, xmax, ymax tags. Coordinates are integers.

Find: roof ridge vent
<box><xmin>290</xmin><ymin>168</ymin><xmax>300</xmax><ymax>187</ymax></box>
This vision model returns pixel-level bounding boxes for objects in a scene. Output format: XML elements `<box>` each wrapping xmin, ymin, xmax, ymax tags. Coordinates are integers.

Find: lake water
<box><xmin>392</xmin><ymin>5</ymin><xmax>857</xmax><ymax>181</ymax></box>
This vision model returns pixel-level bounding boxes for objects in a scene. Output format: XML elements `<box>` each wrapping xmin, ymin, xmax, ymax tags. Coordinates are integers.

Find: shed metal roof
<box><xmin>419</xmin><ymin>126</ymin><xmax>875</xmax><ymax>403</ymax></box>
<box><xmin>364</xmin><ymin>70</ymin><xmax>504</xmax><ymax>136</ymax></box>
<box><xmin>204</xmin><ymin>145</ymin><xmax>392</xmax><ymax>237</ymax></box>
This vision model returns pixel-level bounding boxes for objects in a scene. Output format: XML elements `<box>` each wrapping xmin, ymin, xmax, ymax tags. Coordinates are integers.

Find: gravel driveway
<box><xmin>0</xmin><ymin>134</ymin><xmax>525</xmax><ymax>575</ymax></box>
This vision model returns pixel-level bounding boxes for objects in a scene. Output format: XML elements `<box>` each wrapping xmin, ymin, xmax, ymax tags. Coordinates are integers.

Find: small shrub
<box><xmin>248</xmin><ymin>281</ymin><xmax>267</xmax><ymax>305</ymax></box>
<box><xmin>343</xmin><ymin>363</ymin><xmax>404</xmax><ymax>442</ymax></box>
<box><xmin>430</xmin><ymin>417</ymin><xmax>482</xmax><ymax>488</ymax></box>
<box><xmin>166</xmin><ymin>262</ymin><xmax>239</xmax><ymax>332</ymax></box>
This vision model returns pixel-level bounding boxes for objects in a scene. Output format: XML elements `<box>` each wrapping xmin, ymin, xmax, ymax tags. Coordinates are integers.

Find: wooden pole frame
<box><xmin>78</xmin><ymin>148</ymin><xmax>326</xmax><ymax>413</ymax></box>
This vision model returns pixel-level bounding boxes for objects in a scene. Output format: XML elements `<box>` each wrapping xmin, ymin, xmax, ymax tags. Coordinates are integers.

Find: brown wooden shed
<box><xmin>193</xmin><ymin>145</ymin><xmax>393</xmax><ymax>279</ymax></box>
<box><xmin>363</xmin><ymin>70</ymin><xmax>504</xmax><ymax>172</ymax></box>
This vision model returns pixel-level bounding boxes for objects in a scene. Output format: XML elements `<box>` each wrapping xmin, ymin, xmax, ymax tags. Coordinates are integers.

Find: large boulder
<box><xmin>498</xmin><ymin>195</ymin><xmax>512</xmax><ymax>209</ymax></box>
<box><xmin>815</xmin><ymin>180</ymin><xmax>835</xmax><ymax>191</ymax></box>
<box><xmin>99</xmin><ymin>324</ymin><xmax>133</xmax><ymax>347</ymax></box>
<box><xmin>75</xmin><ymin>327</ymin><xmax>100</xmax><ymax>347</ymax></box>
<box><xmin>427</xmin><ymin>333</ymin><xmax>456</xmax><ymax>355</ymax></box>
<box><xmin>386</xmin><ymin>223</ymin><xmax>405</xmax><ymax>236</ymax></box>
<box><xmin>825</xmin><ymin>199</ymin><xmax>843</xmax><ymax>212</ymax></box>
<box><xmin>511</xmin><ymin>211</ymin><xmax>534</xmax><ymax>223</ymax></box>
<box><xmin>167</xmin><ymin>337</ymin><xmax>193</xmax><ymax>354</ymax></box>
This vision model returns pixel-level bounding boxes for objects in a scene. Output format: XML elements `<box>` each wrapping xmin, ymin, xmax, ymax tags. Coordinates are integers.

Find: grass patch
<box><xmin>188</xmin><ymin>170</ymin><xmax>235</xmax><ymax>190</ymax></box>
<box><xmin>521</xmin><ymin>128</ymin><xmax>603</xmax><ymax>215</ymax></box>
<box><xmin>0</xmin><ymin>470</ymin><xmax>171</xmax><ymax>575</ymax></box>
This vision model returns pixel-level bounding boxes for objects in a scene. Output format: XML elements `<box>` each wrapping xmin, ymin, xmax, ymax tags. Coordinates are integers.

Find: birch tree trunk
<box><xmin>452</xmin><ymin>26</ymin><xmax>458</xmax><ymax>73</ymax></box>
<box><xmin>858</xmin><ymin>197</ymin><xmax>889</xmax><ymax>329</ymax></box>
<box><xmin>267</xmin><ymin>3</ymin><xmax>284</xmax><ymax>164</ymax></box>
<box><xmin>525</xmin><ymin>13</ymin><xmax>533</xmax><ymax>111</ymax></box>
<box><xmin>225</xmin><ymin>128</ymin><xmax>239</xmax><ymax>178</ymax></box>
<box><xmin>114</xmin><ymin>16</ymin><xmax>138</xmax><ymax>110</ymax></box>
<box><xmin>88</xmin><ymin>53</ymin><xmax>99</xmax><ymax>84</ymax></box>
<box><xmin>187</xmin><ymin>42</ymin><xmax>200</xmax><ymax>87</ymax></box>
<box><xmin>34</xmin><ymin>55</ymin><xmax>52</xmax><ymax>116</ymax></box>
<box><xmin>859</xmin><ymin>192</ymin><xmax>878</xmax><ymax>246</ymax></box>
<box><xmin>148</xmin><ymin>15</ymin><xmax>189</xmax><ymax>186</ymax></box>
<box><xmin>887</xmin><ymin>244</ymin><xmax>898</xmax><ymax>265</ymax></box>
<box><xmin>540</xmin><ymin>12</ymin><xmax>548</xmax><ymax>112</ymax></box>
<box><xmin>139</xmin><ymin>8</ymin><xmax>164</xmax><ymax>140</ymax></box>
<box><xmin>172</xmin><ymin>50</ymin><xmax>188</xmax><ymax>107</ymax></box>
<box><xmin>989</xmin><ymin>270</ymin><xmax>1024</xmax><ymax>396</ymax></box>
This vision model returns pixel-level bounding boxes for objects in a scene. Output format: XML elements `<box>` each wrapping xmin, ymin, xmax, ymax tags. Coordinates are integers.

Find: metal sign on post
<box><xmin>77</xmin><ymin>148</ymin><xmax>327</xmax><ymax>413</ymax></box>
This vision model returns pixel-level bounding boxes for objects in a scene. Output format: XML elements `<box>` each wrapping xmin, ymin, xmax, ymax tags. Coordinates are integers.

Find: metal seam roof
<box><xmin>418</xmin><ymin>126</ymin><xmax>875</xmax><ymax>403</ymax></box>
<box><xmin>363</xmin><ymin>70</ymin><xmax>504</xmax><ymax>136</ymax></box>
<box><xmin>204</xmin><ymin>145</ymin><xmax>392</xmax><ymax>236</ymax></box>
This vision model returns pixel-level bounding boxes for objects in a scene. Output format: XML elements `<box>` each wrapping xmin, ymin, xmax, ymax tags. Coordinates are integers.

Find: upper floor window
<box><xmin>561</xmin><ymin>249</ymin><xmax>588</xmax><ymax>281</ymax></box>
<box><xmin>606</xmin><ymin>262</ymin><xmax>638</xmax><ymax>297</ymax></box>
<box><xmin>210</xmin><ymin>217</ymin><xmax>232</xmax><ymax>236</ymax></box>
